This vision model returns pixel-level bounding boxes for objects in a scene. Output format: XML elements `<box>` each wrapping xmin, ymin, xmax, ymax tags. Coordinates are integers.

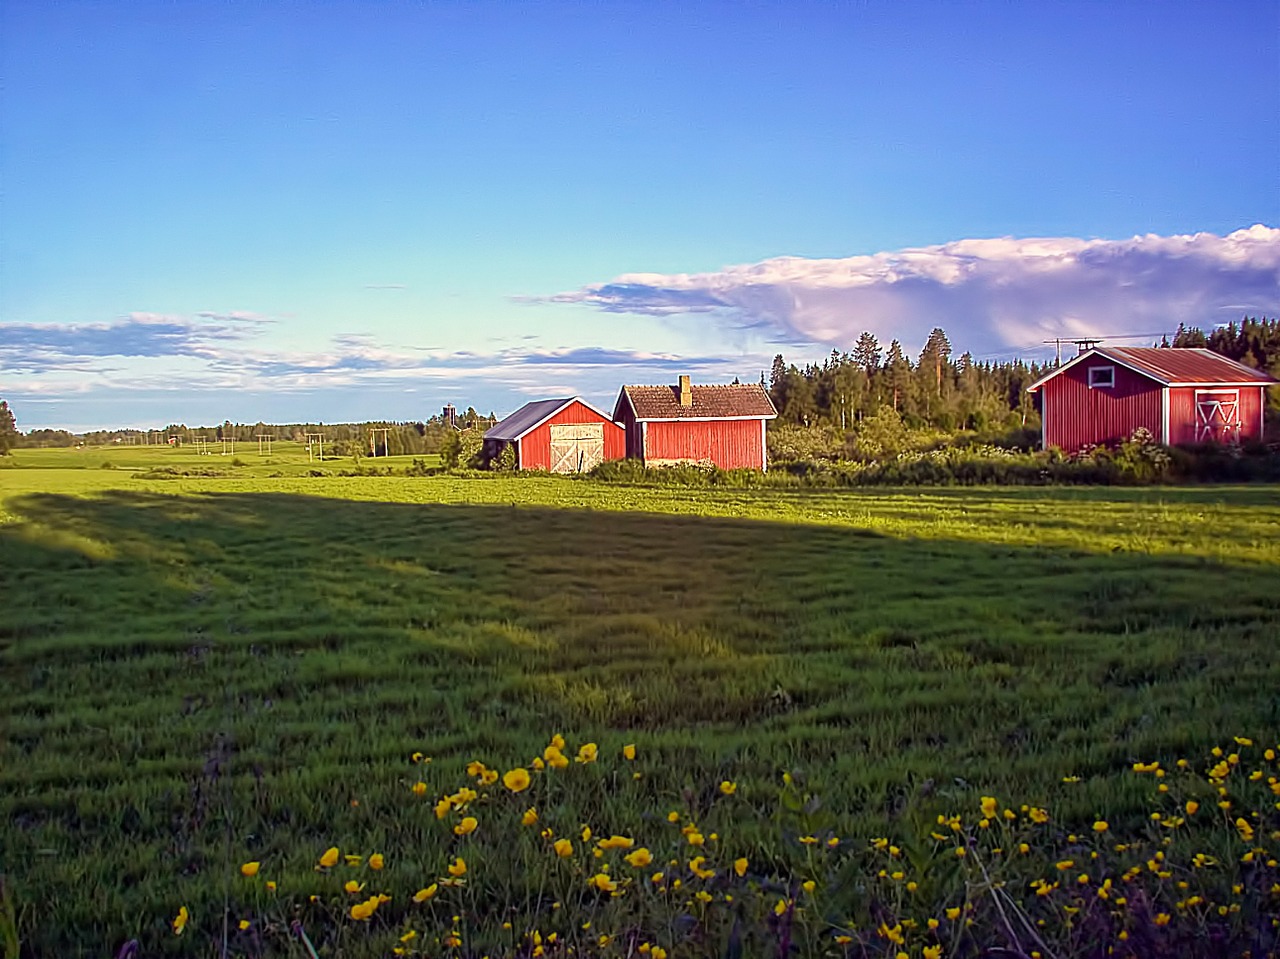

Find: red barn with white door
<box><xmin>613</xmin><ymin>376</ymin><xmax>778</xmax><ymax>470</ymax></box>
<box><xmin>483</xmin><ymin>397</ymin><xmax>625</xmax><ymax>472</ymax></box>
<box><xmin>1026</xmin><ymin>347</ymin><xmax>1275</xmax><ymax>453</ymax></box>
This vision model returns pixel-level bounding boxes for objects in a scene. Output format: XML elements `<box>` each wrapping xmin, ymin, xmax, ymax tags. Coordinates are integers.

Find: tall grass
<box><xmin>1</xmin><ymin>475</ymin><xmax>1278</xmax><ymax>954</ymax></box>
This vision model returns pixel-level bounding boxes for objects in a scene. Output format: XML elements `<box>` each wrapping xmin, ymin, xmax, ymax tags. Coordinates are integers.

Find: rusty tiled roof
<box><xmin>617</xmin><ymin>383</ymin><xmax>777</xmax><ymax>420</ymax></box>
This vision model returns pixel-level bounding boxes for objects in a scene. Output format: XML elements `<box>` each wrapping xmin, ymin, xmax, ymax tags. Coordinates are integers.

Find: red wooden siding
<box><xmin>642</xmin><ymin>419</ymin><xmax>764</xmax><ymax>470</ymax></box>
<box><xmin>517</xmin><ymin>400</ymin><xmax>625</xmax><ymax>471</ymax></box>
<box><xmin>1167</xmin><ymin>385</ymin><xmax>1266</xmax><ymax>446</ymax></box>
<box><xmin>1040</xmin><ymin>361</ymin><xmax>1163</xmax><ymax>451</ymax></box>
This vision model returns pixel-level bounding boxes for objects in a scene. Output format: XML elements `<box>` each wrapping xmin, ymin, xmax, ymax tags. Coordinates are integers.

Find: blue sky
<box><xmin>2</xmin><ymin>1</ymin><xmax>1277</xmax><ymax>430</ymax></box>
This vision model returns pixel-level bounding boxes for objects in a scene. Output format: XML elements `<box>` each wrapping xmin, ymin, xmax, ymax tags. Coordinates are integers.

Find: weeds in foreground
<box><xmin>148</xmin><ymin>737</ymin><xmax>1279</xmax><ymax>958</ymax></box>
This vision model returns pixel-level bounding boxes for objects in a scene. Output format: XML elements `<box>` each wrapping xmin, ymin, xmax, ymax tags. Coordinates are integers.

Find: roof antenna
<box><xmin>1074</xmin><ymin>338</ymin><xmax>1102</xmax><ymax>354</ymax></box>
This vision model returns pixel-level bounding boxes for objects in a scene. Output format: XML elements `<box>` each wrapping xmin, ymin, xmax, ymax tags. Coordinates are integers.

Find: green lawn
<box><xmin>1</xmin><ymin>469</ymin><xmax>1278</xmax><ymax>955</ymax></box>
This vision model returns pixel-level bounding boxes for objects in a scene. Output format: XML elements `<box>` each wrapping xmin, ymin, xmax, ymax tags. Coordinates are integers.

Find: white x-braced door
<box><xmin>1194</xmin><ymin>389</ymin><xmax>1241</xmax><ymax>443</ymax></box>
<box><xmin>548</xmin><ymin>422</ymin><xmax>605</xmax><ymax>473</ymax></box>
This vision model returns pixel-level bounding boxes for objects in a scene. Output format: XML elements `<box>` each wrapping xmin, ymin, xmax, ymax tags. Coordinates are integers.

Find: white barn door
<box><xmin>549</xmin><ymin>423</ymin><xmax>605</xmax><ymax>473</ymax></box>
<box><xmin>1194</xmin><ymin>390</ymin><xmax>1241</xmax><ymax>443</ymax></box>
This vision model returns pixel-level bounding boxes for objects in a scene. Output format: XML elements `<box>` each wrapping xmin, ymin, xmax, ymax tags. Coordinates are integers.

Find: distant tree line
<box><xmin>767</xmin><ymin>327</ymin><xmax>1045</xmax><ymax>433</ymax></box>
<box><xmin>8</xmin><ymin>408</ymin><xmax>500</xmax><ymax>454</ymax></box>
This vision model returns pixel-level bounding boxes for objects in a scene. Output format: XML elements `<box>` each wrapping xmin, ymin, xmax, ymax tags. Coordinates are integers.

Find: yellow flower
<box><xmin>695</xmin><ymin>890</ymin><xmax>713</xmax><ymax>903</ymax></box>
<box><xmin>401</xmin><ymin>930</ymin><xmax>418</xmax><ymax>942</ymax></box>
<box><xmin>623</xmin><ymin>744</ymin><xmax>636</xmax><ymax>760</ymax></box>
<box><xmin>719</xmin><ymin>780</ymin><xmax>737</xmax><ymax>795</ymax></box>
<box><xmin>265</xmin><ymin>881</ymin><xmax>276</xmax><ymax>892</ymax></box>
<box><xmin>544</xmin><ymin>745</ymin><xmax>569</xmax><ymax>769</ymax></box>
<box><xmin>550</xmin><ymin>733</ymin><xmax>566</xmax><ymax>750</ymax></box>
<box><xmin>589</xmin><ymin>872</ymin><xmax>617</xmax><ymax>892</ymax></box>
<box><xmin>554</xmin><ymin>838</ymin><xmax>574</xmax><ymax>858</ymax></box>
<box><xmin>625</xmin><ymin>847</ymin><xmax>653</xmax><ymax>868</ymax></box>
<box><xmin>799</xmin><ymin>835</ymin><xmax>818</xmax><ymax>845</ymax></box>
<box><xmin>774</xmin><ymin>898</ymin><xmax>790</xmax><ymax>916</ymax></box>
<box><xmin>980</xmin><ymin>796</ymin><xmax>998</xmax><ymax>818</ymax></box>
<box><xmin>172</xmin><ymin>906</ymin><xmax>190</xmax><ymax>935</ymax></box>
<box><xmin>522</xmin><ymin>807</ymin><xmax>539</xmax><ymax>826</ymax></box>
<box><xmin>946</xmin><ymin>907</ymin><xmax>961</xmax><ymax>920</ymax></box>
<box><xmin>686</xmin><ymin>831</ymin><xmax>705</xmax><ymax>846</ymax></box>
<box><xmin>802</xmin><ymin>880</ymin><xmax>816</xmax><ymax>893</ymax></box>
<box><xmin>318</xmin><ymin>847</ymin><xmax>340</xmax><ymax>868</ymax></box>
<box><xmin>598</xmin><ymin>835</ymin><xmax>635</xmax><ymax>850</ymax></box>
<box><xmin>651</xmin><ymin>948</ymin><xmax>667</xmax><ymax>959</ymax></box>
<box><xmin>834</xmin><ymin>935</ymin><xmax>853</xmax><ymax>945</ymax></box>
<box><xmin>734</xmin><ymin>857</ymin><xmax>748</xmax><ymax>877</ymax></box>
<box><xmin>1093</xmin><ymin>821</ymin><xmax>1109</xmax><ymax>833</ymax></box>
<box><xmin>576</xmin><ymin>742</ymin><xmax>599</xmax><ymax>764</ymax></box>
<box><xmin>238</xmin><ymin>919</ymin><xmax>250</xmax><ymax>931</ymax></box>
<box><xmin>350</xmin><ymin>899</ymin><xmax>376</xmax><ymax>921</ymax></box>
<box><xmin>503</xmin><ymin>767</ymin><xmax>531</xmax><ymax>792</ymax></box>
<box><xmin>454</xmin><ymin>817</ymin><xmax>478</xmax><ymax>836</ymax></box>
<box><xmin>369</xmin><ymin>853</ymin><xmax>385</xmax><ymax>870</ymax></box>
<box><xmin>667</xmin><ymin>811</ymin><xmax>680</xmax><ymax>822</ymax></box>
<box><xmin>411</xmin><ymin>751</ymin><xmax>425</xmax><ymax>763</ymax></box>
<box><xmin>447</xmin><ymin>857</ymin><xmax>467</xmax><ymax>877</ymax></box>
<box><xmin>411</xmin><ymin>781</ymin><xmax>428</xmax><ymax>796</ymax></box>
<box><xmin>344</xmin><ymin>880</ymin><xmax>365</xmax><ymax>894</ymax></box>
<box><xmin>240</xmin><ymin>861</ymin><xmax>260</xmax><ymax>877</ymax></box>
<box><xmin>344</xmin><ymin>854</ymin><xmax>363</xmax><ymax>867</ymax></box>
<box><xmin>413</xmin><ymin>884</ymin><xmax>438</xmax><ymax>902</ymax></box>
<box><xmin>1186</xmin><ymin>800</ymin><xmax>1199</xmax><ymax>815</ymax></box>
<box><xmin>434</xmin><ymin>796</ymin><xmax>452</xmax><ymax>819</ymax></box>
<box><xmin>923</xmin><ymin>946</ymin><xmax>943</xmax><ymax>959</ymax></box>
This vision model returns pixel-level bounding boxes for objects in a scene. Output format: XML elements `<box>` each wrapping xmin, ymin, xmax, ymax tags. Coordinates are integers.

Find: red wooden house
<box><xmin>1026</xmin><ymin>347</ymin><xmax>1276</xmax><ymax>453</ymax></box>
<box><xmin>612</xmin><ymin>375</ymin><xmax>778</xmax><ymax>470</ymax></box>
<box><xmin>483</xmin><ymin>397</ymin><xmax>625</xmax><ymax>472</ymax></box>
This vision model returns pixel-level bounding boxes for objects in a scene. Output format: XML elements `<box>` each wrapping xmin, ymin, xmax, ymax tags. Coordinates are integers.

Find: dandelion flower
<box><xmin>240</xmin><ymin>861</ymin><xmax>260</xmax><ymax>877</ymax></box>
<box><xmin>318</xmin><ymin>847</ymin><xmax>340</xmax><ymax>868</ymax></box>
<box><xmin>454</xmin><ymin>817</ymin><xmax>478</xmax><ymax>836</ymax></box>
<box><xmin>344</xmin><ymin>880</ymin><xmax>366</xmax><ymax>894</ymax></box>
<box><xmin>589</xmin><ymin>872</ymin><xmax>618</xmax><ymax>892</ymax></box>
<box><xmin>802</xmin><ymin>880</ymin><xmax>816</xmax><ymax>893</ymax></box>
<box><xmin>980</xmin><ymin>796</ymin><xmax>998</xmax><ymax>818</ymax></box>
<box><xmin>544</xmin><ymin>745</ymin><xmax>569</xmax><ymax>769</ymax></box>
<box><xmin>774</xmin><ymin>898</ymin><xmax>789</xmax><ymax>916</ymax></box>
<box><xmin>522</xmin><ymin>807</ymin><xmax>539</xmax><ymax>826</ymax></box>
<box><xmin>503</xmin><ymin>767</ymin><xmax>531</xmax><ymax>792</ymax></box>
<box><xmin>172</xmin><ymin>906</ymin><xmax>190</xmax><ymax>935</ymax></box>
<box><xmin>554</xmin><ymin>839</ymin><xmax>573</xmax><ymax>858</ymax></box>
<box><xmin>413</xmin><ymin>884</ymin><xmax>438</xmax><ymax>902</ymax></box>
<box><xmin>625</xmin><ymin>847</ymin><xmax>653</xmax><ymax>868</ymax></box>
<box><xmin>734</xmin><ymin>857</ymin><xmax>748</xmax><ymax>877</ymax></box>
<box><xmin>447</xmin><ymin>857</ymin><xmax>467</xmax><ymax>877</ymax></box>
<box><xmin>369</xmin><ymin>853</ymin><xmax>385</xmax><ymax>870</ymax></box>
<box><xmin>1186</xmin><ymin>800</ymin><xmax>1199</xmax><ymax>815</ymax></box>
<box><xmin>1093</xmin><ymin>821</ymin><xmax>1109</xmax><ymax>833</ymax></box>
<box><xmin>576</xmin><ymin>742</ymin><xmax>599</xmax><ymax>764</ymax></box>
<box><xmin>623</xmin><ymin>744</ymin><xmax>636</xmax><ymax>760</ymax></box>
<box><xmin>719</xmin><ymin>780</ymin><xmax>737</xmax><ymax>795</ymax></box>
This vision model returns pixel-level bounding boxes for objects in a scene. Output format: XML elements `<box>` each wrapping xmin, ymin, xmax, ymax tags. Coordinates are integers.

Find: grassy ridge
<box><xmin>1</xmin><ymin>472</ymin><xmax>1278</xmax><ymax>954</ymax></box>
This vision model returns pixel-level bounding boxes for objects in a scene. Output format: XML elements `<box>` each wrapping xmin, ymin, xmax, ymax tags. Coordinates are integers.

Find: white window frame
<box><xmin>1087</xmin><ymin>365</ymin><xmax>1115</xmax><ymax>389</ymax></box>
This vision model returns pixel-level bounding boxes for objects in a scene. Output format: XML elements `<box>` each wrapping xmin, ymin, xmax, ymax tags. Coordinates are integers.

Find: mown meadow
<box><xmin>1</xmin><ymin>450</ymin><xmax>1279</xmax><ymax>957</ymax></box>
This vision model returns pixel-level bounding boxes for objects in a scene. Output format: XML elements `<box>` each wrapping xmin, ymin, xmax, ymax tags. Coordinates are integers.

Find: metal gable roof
<box><xmin>485</xmin><ymin>397</ymin><xmax>620</xmax><ymax>442</ymax></box>
<box><xmin>1028</xmin><ymin>347</ymin><xmax>1277</xmax><ymax>391</ymax></box>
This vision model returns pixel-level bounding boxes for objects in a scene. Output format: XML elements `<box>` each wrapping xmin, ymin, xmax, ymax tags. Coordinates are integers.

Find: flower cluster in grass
<box><xmin>170</xmin><ymin>736</ymin><xmax>1279</xmax><ymax>957</ymax></box>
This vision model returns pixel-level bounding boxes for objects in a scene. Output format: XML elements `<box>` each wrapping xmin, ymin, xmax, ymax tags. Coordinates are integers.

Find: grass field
<box><xmin>2</xmin><ymin>452</ymin><xmax>1279</xmax><ymax>956</ymax></box>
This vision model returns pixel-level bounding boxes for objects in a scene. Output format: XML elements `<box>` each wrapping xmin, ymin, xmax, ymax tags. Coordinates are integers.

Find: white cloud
<box><xmin>543</xmin><ymin>225</ymin><xmax>1280</xmax><ymax>356</ymax></box>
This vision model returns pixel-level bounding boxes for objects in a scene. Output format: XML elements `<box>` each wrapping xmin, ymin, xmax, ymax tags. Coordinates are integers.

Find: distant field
<box><xmin>2</xmin><ymin>464</ymin><xmax>1279</xmax><ymax>955</ymax></box>
<box><xmin>6</xmin><ymin>441</ymin><xmax>439</xmax><ymax>478</ymax></box>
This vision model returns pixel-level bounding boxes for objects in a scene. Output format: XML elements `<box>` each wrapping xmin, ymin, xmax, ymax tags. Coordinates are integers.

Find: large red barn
<box><xmin>483</xmin><ymin>397</ymin><xmax>625</xmax><ymax>472</ymax></box>
<box><xmin>613</xmin><ymin>376</ymin><xmax>778</xmax><ymax>470</ymax></box>
<box><xmin>1027</xmin><ymin>346</ymin><xmax>1276</xmax><ymax>453</ymax></box>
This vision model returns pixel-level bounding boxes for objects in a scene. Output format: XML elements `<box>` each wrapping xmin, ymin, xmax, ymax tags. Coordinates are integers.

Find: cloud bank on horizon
<box><xmin>545</xmin><ymin>225</ymin><xmax>1280</xmax><ymax>356</ymax></box>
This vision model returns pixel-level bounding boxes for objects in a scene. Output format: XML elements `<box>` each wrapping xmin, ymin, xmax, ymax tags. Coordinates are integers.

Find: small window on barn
<box><xmin>1088</xmin><ymin>366</ymin><xmax>1115</xmax><ymax>389</ymax></box>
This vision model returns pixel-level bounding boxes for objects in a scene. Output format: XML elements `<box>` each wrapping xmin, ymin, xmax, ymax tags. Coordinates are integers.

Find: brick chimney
<box><xmin>678</xmin><ymin>374</ymin><xmax>692</xmax><ymax>407</ymax></box>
